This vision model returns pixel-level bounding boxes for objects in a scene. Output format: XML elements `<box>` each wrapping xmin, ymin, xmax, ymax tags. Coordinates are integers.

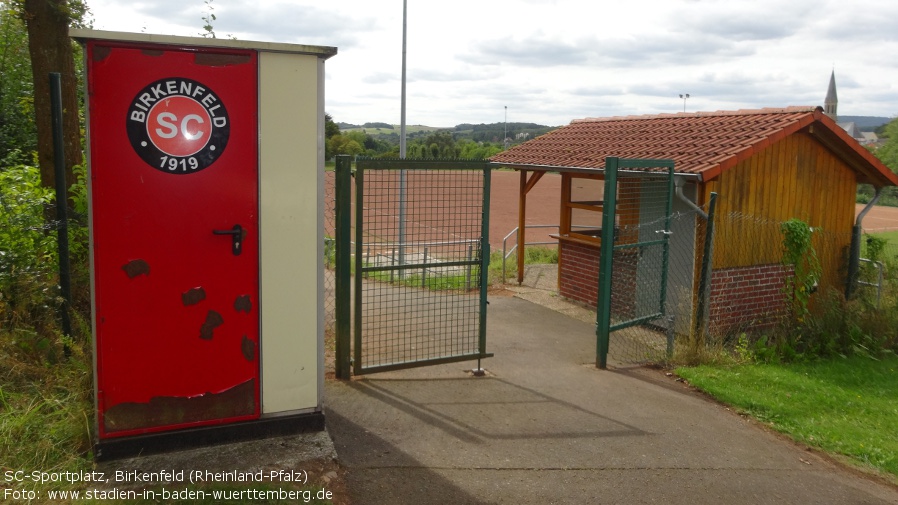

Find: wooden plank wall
<box><xmin>701</xmin><ymin>131</ymin><xmax>856</xmax><ymax>291</ymax></box>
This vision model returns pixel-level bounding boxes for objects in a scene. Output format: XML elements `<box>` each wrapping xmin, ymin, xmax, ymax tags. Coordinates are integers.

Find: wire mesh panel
<box><xmin>324</xmin><ymin>170</ymin><xmax>336</xmax><ymax>334</ymax></box>
<box><xmin>353</xmin><ymin>159</ymin><xmax>491</xmax><ymax>375</ymax></box>
<box><xmin>607</xmin><ymin>208</ymin><xmax>707</xmax><ymax>364</ymax></box>
<box><xmin>596</xmin><ymin>158</ymin><xmax>674</xmax><ymax>368</ymax></box>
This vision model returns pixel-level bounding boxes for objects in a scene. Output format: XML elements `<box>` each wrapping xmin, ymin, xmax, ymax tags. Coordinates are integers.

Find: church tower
<box><xmin>824</xmin><ymin>70</ymin><xmax>838</xmax><ymax>121</ymax></box>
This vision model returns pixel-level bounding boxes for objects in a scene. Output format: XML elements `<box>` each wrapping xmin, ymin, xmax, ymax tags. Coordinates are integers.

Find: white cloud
<box><xmin>85</xmin><ymin>0</ymin><xmax>898</xmax><ymax>125</ymax></box>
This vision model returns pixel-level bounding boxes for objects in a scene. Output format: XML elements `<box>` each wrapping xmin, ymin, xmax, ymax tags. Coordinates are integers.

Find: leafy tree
<box><xmin>362</xmin><ymin>122</ymin><xmax>392</xmax><ymax>129</ymax></box>
<box><xmin>11</xmin><ymin>0</ymin><xmax>88</xmax><ymax>194</ymax></box>
<box><xmin>458</xmin><ymin>139</ymin><xmax>501</xmax><ymax>160</ymax></box>
<box><xmin>325</xmin><ymin>112</ymin><xmax>340</xmax><ymax>138</ymax></box>
<box><xmin>345</xmin><ymin>130</ymin><xmax>368</xmax><ymax>147</ymax></box>
<box><xmin>324</xmin><ymin>113</ymin><xmax>340</xmax><ymax>160</ymax></box>
<box><xmin>0</xmin><ymin>4</ymin><xmax>35</xmax><ymax>165</ymax></box>
<box><xmin>874</xmin><ymin>117</ymin><xmax>898</xmax><ymax>173</ymax></box>
<box><xmin>327</xmin><ymin>134</ymin><xmax>363</xmax><ymax>158</ymax></box>
<box><xmin>422</xmin><ymin>131</ymin><xmax>455</xmax><ymax>153</ymax></box>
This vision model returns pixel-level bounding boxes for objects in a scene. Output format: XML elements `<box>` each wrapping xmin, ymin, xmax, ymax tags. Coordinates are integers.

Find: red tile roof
<box><xmin>490</xmin><ymin>106</ymin><xmax>898</xmax><ymax>186</ymax></box>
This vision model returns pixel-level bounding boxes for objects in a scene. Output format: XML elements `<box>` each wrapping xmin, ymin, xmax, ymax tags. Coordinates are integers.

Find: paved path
<box><xmin>325</xmin><ymin>295</ymin><xmax>898</xmax><ymax>504</ymax></box>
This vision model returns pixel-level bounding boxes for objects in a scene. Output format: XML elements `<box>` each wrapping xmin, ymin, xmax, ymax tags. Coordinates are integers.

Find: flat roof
<box><xmin>69</xmin><ymin>29</ymin><xmax>337</xmax><ymax>59</ymax></box>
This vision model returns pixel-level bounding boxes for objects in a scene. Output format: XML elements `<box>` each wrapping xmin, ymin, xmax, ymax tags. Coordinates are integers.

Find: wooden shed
<box><xmin>491</xmin><ymin>106</ymin><xmax>898</xmax><ymax>336</ymax></box>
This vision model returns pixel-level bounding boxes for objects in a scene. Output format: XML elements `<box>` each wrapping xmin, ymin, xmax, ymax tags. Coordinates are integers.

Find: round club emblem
<box><xmin>126</xmin><ymin>77</ymin><xmax>229</xmax><ymax>174</ymax></box>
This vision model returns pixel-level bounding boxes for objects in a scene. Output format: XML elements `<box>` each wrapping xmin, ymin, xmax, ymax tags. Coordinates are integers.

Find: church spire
<box><xmin>824</xmin><ymin>70</ymin><xmax>838</xmax><ymax>121</ymax></box>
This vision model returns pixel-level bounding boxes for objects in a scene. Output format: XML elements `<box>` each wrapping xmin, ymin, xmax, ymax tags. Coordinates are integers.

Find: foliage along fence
<box><xmin>0</xmin><ymin>164</ymin><xmax>90</xmax><ymax>360</ymax></box>
<box><xmin>592</xmin><ymin>207</ymin><xmax>898</xmax><ymax>365</ymax></box>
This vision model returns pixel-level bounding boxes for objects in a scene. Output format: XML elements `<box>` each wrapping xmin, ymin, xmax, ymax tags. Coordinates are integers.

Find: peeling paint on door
<box><xmin>88</xmin><ymin>41</ymin><xmax>260</xmax><ymax>438</ymax></box>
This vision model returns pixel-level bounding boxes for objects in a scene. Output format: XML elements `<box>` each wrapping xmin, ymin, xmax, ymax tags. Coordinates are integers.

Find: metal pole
<box><xmin>504</xmin><ymin>106</ymin><xmax>508</xmax><ymax>149</ymax></box>
<box><xmin>847</xmin><ymin>187</ymin><xmax>882</xmax><ymax>298</ymax></box>
<box><xmin>475</xmin><ymin>165</ymin><xmax>492</xmax><ymax>375</ymax></box>
<box><xmin>400</xmin><ymin>0</ymin><xmax>407</xmax><ymax>160</ymax></box>
<box><xmin>694</xmin><ymin>192</ymin><xmax>717</xmax><ymax>341</ymax></box>
<box><xmin>50</xmin><ymin>73</ymin><xmax>72</xmax><ymax>354</ymax></box>
<box><xmin>465</xmin><ymin>243</ymin><xmax>473</xmax><ymax>291</ymax></box>
<box><xmin>422</xmin><ymin>246</ymin><xmax>428</xmax><ymax>288</ymax></box>
<box><xmin>398</xmin><ymin>0</ymin><xmax>408</xmax><ymax>278</ymax></box>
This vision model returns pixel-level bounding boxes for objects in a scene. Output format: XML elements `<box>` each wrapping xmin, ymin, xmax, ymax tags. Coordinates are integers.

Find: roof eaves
<box><xmin>811</xmin><ymin>110</ymin><xmax>898</xmax><ymax>187</ymax></box>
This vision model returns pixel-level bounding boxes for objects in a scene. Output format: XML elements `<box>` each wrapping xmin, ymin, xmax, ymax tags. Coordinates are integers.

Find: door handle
<box><xmin>213</xmin><ymin>224</ymin><xmax>244</xmax><ymax>256</ymax></box>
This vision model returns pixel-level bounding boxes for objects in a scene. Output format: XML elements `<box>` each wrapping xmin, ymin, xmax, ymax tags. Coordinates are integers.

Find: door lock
<box><xmin>213</xmin><ymin>224</ymin><xmax>244</xmax><ymax>256</ymax></box>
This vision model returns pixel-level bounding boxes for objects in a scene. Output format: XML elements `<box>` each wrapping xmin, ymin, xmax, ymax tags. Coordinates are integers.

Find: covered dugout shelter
<box><xmin>491</xmin><ymin>107</ymin><xmax>898</xmax><ymax>341</ymax></box>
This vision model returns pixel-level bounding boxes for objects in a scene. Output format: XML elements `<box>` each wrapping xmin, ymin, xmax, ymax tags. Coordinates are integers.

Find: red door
<box><xmin>87</xmin><ymin>42</ymin><xmax>259</xmax><ymax>438</ymax></box>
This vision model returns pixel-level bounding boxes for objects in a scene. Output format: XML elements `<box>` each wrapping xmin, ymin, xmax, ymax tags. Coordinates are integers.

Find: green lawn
<box><xmin>868</xmin><ymin>229</ymin><xmax>898</xmax><ymax>246</ymax></box>
<box><xmin>677</xmin><ymin>356</ymin><xmax>898</xmax><ymax>479</ymax></box>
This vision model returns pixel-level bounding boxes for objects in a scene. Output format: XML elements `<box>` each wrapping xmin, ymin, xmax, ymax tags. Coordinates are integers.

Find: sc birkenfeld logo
<box><xmin>126</xmin><ymin>77</ymin><xmax>229</xmax><ymax>174</ymax></box>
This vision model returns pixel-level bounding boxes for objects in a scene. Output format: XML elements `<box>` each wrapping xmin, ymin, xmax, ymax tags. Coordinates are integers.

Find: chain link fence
<box><xmin>324</xmin><ymin>170</ymin><xmax>337</xmax><ymax>338</ymax></box>
<box><xmin>607</xmin><ymin>207</ymin><xmax>898</xmax><ymax>364</ymax></box>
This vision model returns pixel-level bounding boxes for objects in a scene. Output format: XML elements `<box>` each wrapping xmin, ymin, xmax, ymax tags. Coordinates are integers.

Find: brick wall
<box><xmin>559</xmin><ymin>240</ymin><xmax>600</xmax><ymax>306</ymax></box>
<box><xmin>558</xmin><ymin>240</ymin><xmax>637</xmax><ymax>318</ymax></box>
<box><xmin>708</xmin><ymin>263</ymin><xmax>790</xmax><ymax>335</ymax></box>
<box><xmin>561</xmin><ymin>241</ymin><xmax>792</xmax><ymax>336</ymax></box>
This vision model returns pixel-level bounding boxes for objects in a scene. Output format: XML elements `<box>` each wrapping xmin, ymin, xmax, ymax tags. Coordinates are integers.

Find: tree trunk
<box><xmin>22</xmin><ymin>0</ymin><xmax>81</xmax><ymax>194</ymax></box>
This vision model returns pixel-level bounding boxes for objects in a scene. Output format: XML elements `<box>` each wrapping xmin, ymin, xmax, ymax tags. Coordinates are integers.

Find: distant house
<box><xmin>491</xmin><ymin>106</ymin><xmax>898</xmax><ymax>336</ymax></box>
<box><xmin>839</xmin><ymin>121</ymin><xmax>864</xmax><ymax>140</ymax></box>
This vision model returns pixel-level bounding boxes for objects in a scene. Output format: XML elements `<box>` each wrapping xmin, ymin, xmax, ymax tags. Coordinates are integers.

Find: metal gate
<box><xmin>334</xmin><ymin>157</ymin><xmax>492</xmax><ymax>376</ymax></box>
<box><xmin>596</xmin><ymin>157</ymin><xmax>675</xmax><ymax>368</ymax></box>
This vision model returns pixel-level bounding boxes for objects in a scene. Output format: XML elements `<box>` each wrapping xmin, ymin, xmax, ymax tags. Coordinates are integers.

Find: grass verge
<box><xmin>0</xmin><ymin>332</ymin><xmax>94</xmax><ymax>487</ymax></box>
<box><xmin>488</xmin><ymin>246</ymin><xmax>558</xmax><ymax>283</ymax></box>
<box><xmin>868</xmin><ymin>229</ymin><xmax>898</xmax><ymax>246</ymax></box>
<box><xmin>676</xmin><ymin>355</ymin><xmax>898</xmax><ymax>480</ymax></box>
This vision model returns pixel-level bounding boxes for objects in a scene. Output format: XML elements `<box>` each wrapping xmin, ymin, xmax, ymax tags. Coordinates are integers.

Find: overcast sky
<box><xmin>85</xmin><ymin>0</ymin><xmax>898</xmax><ymax>127</ymax></box>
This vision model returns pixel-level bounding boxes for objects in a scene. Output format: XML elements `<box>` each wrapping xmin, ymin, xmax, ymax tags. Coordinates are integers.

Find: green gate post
<box><xmin>596</xmin><ymin>157</ymin><xmax>619</xmax><ymax>369</ymax></box>
<box><xmin>334</xmin><ymin>155</ymin><xmax>352</xmax><ymax>380</ymax></box>
<box><xmin>353</xmin><ymin>160</ymin><xmax>365</xmax><ymax>376</ymax></box>
<box><xmin>477</xmin><ymin>166</ymin><xmax>492</xmax><ymax>369</ymax></box>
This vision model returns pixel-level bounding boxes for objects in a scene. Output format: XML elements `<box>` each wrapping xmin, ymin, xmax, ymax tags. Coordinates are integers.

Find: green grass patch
<box><xmin>489</xmin><ymin>246</ymin><xmax>558</xmax><ymax>283</ymax></box>
<box><xmin>0</xmin><ymin>333</ymin><xmax>94</xmax><ymax>490</ymax></box>
<box><xmin>677</xmin><ymin>355</ymin><xmax>898</xmax><ymax>478</ymax></box>
<box><xmin>365</xmin><ymin>267</ymin><xmax>481</xmax><ymax>291</ymax></box>
<box><xmin>868</xmin><ymin>229</ymin><xmax>898</xmax><ymax>246</ymax></box>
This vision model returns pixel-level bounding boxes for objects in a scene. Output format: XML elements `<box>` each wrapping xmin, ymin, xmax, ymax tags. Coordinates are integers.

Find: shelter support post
<box><xmin>516</xmin><ymin>170</ymin><xmax>545</xmax><ymax>285</ymax></box>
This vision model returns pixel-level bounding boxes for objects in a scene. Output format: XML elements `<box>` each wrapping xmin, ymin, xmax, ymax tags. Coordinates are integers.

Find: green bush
<box><xmin>1</xmin><ymin>165</ymin><xmax>94</xmax><ymax>477</ymax></box>
<box><xmin>0</xmin><ymin>163</ymin><xmax>90</xmax><ymax>362</ymax></box>
<box><xmin>0</xmin><ymin>165</ymin><xmax>57</xmax><ymax>334</ymax></box>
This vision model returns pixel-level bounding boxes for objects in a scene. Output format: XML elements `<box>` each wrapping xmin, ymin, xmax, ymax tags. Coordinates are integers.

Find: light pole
<box><xmin>398</xmin><ymin>0</ymin><xmax>407</xmax><ymax>277</ymax></box>
<box><xmin>400</xmin><ymin>0</ymin><xmax>407</xmax><ymax>159</ymax></box>
<box><xmin>679</xmin><ymin>93</ymin><xmax>690</xmax><ymax>112</ymax></box>
<box><xmin>504</xmin><ymin>106</ymin><xmax>508</xmax><ymax>149</ymax></box>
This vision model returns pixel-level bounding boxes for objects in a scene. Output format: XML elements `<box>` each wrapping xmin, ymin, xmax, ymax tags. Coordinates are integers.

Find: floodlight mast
<box><xmin>398</xmin><ymin>0</ymin><xmax>408</xmax><ymax>277</ymax></box>
<box><xmin>679</xmin><ymin>93</ymin><xmax>690</xmax><ymax>112</ymax></box>
<box><xmin>400</xmin><ymin>0</ymin><xmax>407</xmax><ymax>159</ymax></box>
